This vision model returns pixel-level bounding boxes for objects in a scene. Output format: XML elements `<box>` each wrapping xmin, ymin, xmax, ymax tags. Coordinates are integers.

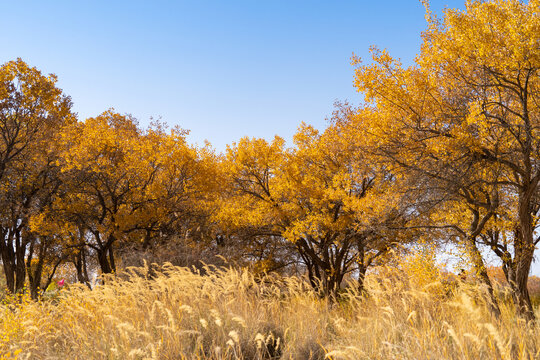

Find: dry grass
<box><xmin>0</xmin><ymin>263</ymin><xmax>539</xmax><ymax>359</ymax></box>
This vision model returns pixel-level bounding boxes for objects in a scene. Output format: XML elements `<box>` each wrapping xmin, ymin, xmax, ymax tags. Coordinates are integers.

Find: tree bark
<box><xmin>0</xmin><ymin>229</ymin><xmax>16</xmax><ymax>293</ymax></box>
<box><xmin>466</xmin><ymin>237</ymin><xmax>501</xmax><ymax>319</ymax></box>
<box><xmin>358</xmin><ymin>263</ymin><xmax>367</xmax><ymax>295</ymax></box>
<box><xmin>0</xmin><ymin>228</ymin><xmax>28</xmax><ymax>294</ymax></box>
<box><xmin>26</xmin><ymin>237</ymin><xmax>45</xmax><ymax>300</ymax></box>
<box><xmin>508</xmin><ymin>222</ymin><xmax>535</xmax><ymax>321</ymax></box>
<box><xmin>75</xmin><ymin>248</ymin><xmax>92</xmax><ymax>288</ymax></box>
<box><xmin>97</xmin><ymin>247</ymin><xmax>113</xmax><ymax>274</ymax></box>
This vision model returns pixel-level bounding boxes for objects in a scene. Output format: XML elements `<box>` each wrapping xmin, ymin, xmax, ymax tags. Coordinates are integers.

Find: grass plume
<box><xmin>0</xmin><ymin>263</ymin><xmax>539</xmax><ymax>359</ymax></box>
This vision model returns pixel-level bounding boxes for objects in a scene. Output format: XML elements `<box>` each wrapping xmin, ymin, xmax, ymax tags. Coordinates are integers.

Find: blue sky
<box><xmin>1</xmin><ymin>0</ymin><xmax>463</xmax><ymax>150</ymax></box>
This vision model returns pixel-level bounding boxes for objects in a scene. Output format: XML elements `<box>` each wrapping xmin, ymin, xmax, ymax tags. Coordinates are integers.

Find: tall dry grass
<box><xmin>0</xmin><ymin>262</ymin><xmax>539</xmax><ymax>359</ymax></box>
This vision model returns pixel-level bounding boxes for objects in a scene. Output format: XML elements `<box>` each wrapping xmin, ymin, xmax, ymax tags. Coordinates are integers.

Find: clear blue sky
<box><xmin>1</xmin><ymin>0</ymin><xmax>463</xmax><ymax>150</ymax></box>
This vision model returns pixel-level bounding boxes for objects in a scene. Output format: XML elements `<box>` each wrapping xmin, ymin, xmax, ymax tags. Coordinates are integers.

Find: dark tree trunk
<box><xmin>143</xmin><ymin>229</ymin><xmax>152</xmax><ymax>250</ymax></box>
<box><xmin>305</xmin><ymin>261</ymin><xmax>318</xmax><ymax>290</ymax></box>
<box><xmin>96</xmin><ymin>233</ymin><xmax>117</xmax><ymax>275</ymax></box>
<box><xmin>509</xmin><ymin>269</ymin><xmax>534</xmax><ymax>322</ymax></box>
<box><xmin>108</xmin><ymin>246</ymin><xmax>116</xmax><ymax>272</ymax></box>
<box><xmin>2</xmin><ymin>259</ymin><xmax>15</xmax><ymax>294</ymax></box>
<box><xmin>26</xmin><ymin>237</ymin><xmax>46</xmax><ymax>300</ymax></box>
<box><xmin>14</xmin><ymin>230</ymin><xmax>27</xmax><ymax>293</ymax></box>
<box><xmin>296</xmin><ymin>236</ymin><xmax>353</xmax><ymax>299</ymax></box>
<box><xmin>356</xmin><ymin>243</ymin><xmax>368</xmax><ymax>295</ymax></box>
<box><xmin>508</xmin><ymin>191</ymin><xmax>536</xmax><ymax>321</ymax></box>
<box><xmin>358</xmin><ymin>263</ymin><xmax>367</xmax><ymax>295</ymax></box>
<box><xmin>0</xmin><ymin>230</ymin><xmax>16</xmax><ymax>293</ymax></box>
<box><xmin>75</xmin><ymin>248</ymin><xmax>91</xmax><ymax>288</ymax></box>
<box><xmin>466</xmin><ymin>237</ymin><xmax>501</xmax><ymax>319</ymax></box>
<box><xmin>0</xmin><ymin>228</ymin><xmax>29</xmax><ymax>294</ymax></box>
<box><xmin>97</xmin><ymin>247</ymin><xmax>113</xmax><ymax>274</ymax></box>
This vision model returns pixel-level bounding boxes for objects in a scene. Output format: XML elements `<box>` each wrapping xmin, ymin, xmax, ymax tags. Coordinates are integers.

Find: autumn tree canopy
<box><xmin>0</xmin><ymin>1</ymin><xmax>538</xmax><ymax>323</ymax></box>
<box><xmin>352</xmin><ymin>0</ymin><xmax>540</xmax><ymax>319</ymax></box>
<box><xmin>215</xmin><ymin>113</ymin><xmax>414</xmax><ymax>296</ymax></box>
<box><xmin>0</xmin><ymin>59</ymin><xmax>74</xmax><ymax>295</ymax></box>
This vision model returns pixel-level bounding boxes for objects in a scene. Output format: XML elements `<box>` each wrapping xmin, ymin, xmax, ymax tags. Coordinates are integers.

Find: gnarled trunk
<box><xmin>74</xmin><ymin>247</ymin><xmax>92</xmax><ymax>288</ymax></box>
<box><xmin>507</xmin><ymin>224</ymin><xmax>535</xmax><ymax>321</ymax></box>
<box><xmin>97</xmin><ymin>247</ymin><xmax>114</xmax><ymax>274</ymax></box>
<box><xmin>0</xmin><ymin>228</ymin><xmax>28</xmax><ymax>294</ymax></box>
<box><xmin>357</xmin><ymin>263</ymin><xmax>368</xmax><ymax>295</ymax></box>
<box><xmin>465</xmin><ymin>237</ymin><xmax>501</xmax><ymax>319</ymax></box>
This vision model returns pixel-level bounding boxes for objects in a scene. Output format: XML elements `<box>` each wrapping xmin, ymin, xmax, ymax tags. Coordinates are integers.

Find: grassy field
<box><xmin>0</xmin><ymin>263</ymin><xmax>539</xmax><ymax>360</ymax></box>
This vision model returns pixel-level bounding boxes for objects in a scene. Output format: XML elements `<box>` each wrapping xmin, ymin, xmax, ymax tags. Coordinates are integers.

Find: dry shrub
<box><xmin>0</xmin><ymin>262</ymin><xmax>539</xmax><ymax>359</ymax></box>
<box><xmin>117</xmin><ymin>237</ymin><xmax>232</xmax><ymax>273</ymax></box>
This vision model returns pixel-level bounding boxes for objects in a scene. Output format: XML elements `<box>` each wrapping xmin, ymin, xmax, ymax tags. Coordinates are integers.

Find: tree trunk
<box><xmin>2</xmin><ymin>258</ymin><xmax>15</xmax><ymax>294</ymax></box>
<box><xmin>358</xmin><ymin>263</ymin><xmax>367</xmax><ymax>295</ymax></box>
<box><xmin>322</xmin><ymin>269</ymin><xmax>335</xmax><ymax>298</ymax></box>
<box><xmin>96</xmin><ymin>233</ymin><xmax>118</xmax><ymax>275</ymax></box>
<box><xmin>466</xmin><ymin>237</ymin><xmax>501</xmax><ymax>319</ymax></box>
<box><xmin>26</xmin><ymin>237</ymin><xmax>45</xmax><ymax>300</ymax></box>
<box><xmin>0</xmin><ymin>235</ymin><xmax>16</xmax><ymax>293</ymax></box>
<box><xmin>305</xmin><ymin>260</ymin><xmax>318</xmax><ymax>290</ymax></box>
<box><xmin>0</xmin><ymin>228</ymin><xmax>28</xmax><ymax>294</ymax></box>
<box><xmin>509</xmin><ymin>268</ymin><xmax>534</xmax><ymax>322</ymax></box>
<box><xmin>75</xmin><ymin>248</ymin><xmax>92</xmax><ymax>288</ymax></box>
<box><xmin>509</xmin><ymin>244</ymin><xmax>535</xmax><ymax>321</ymax></box>
<box><xmin>97</xmin><ymin>247</ymin><xmax>113</xmax><ymax>274</ymax></box>
<box><xmin>510</xmin><ymin>192</ymin><xmax>536</xmax><ymax>321</ymax></box>
<box><xmin>108</xmin><ymin>246</ymin><xmax>116</xmax><ymax>272</ymax></box>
